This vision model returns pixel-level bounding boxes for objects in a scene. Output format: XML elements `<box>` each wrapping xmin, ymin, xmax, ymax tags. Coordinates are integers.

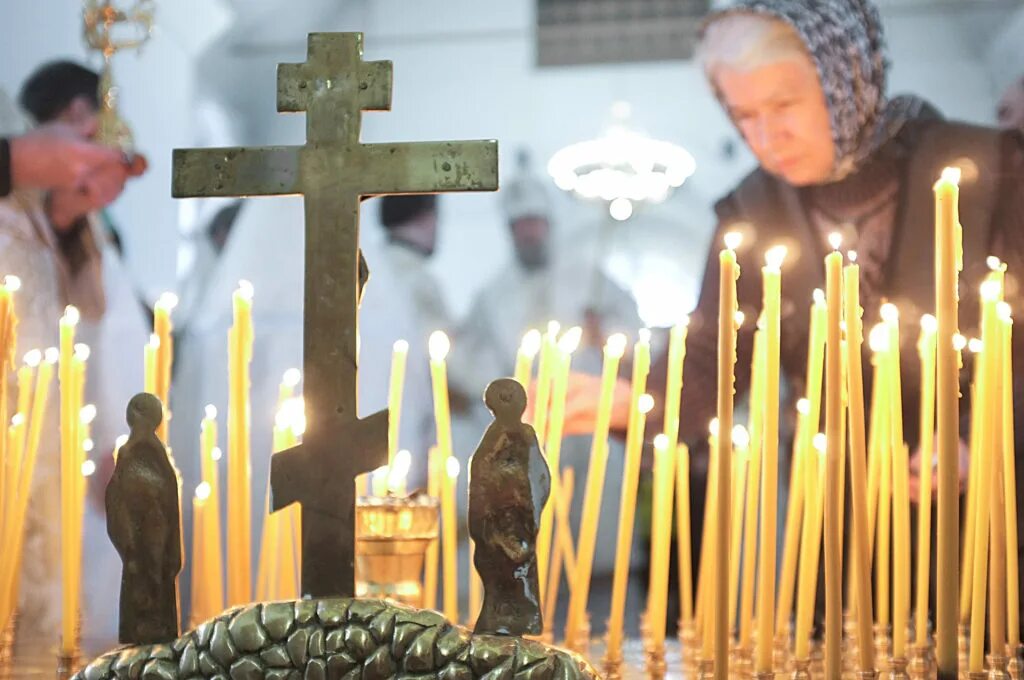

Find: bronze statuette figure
<box><xmin>105</xmin><ymin>392</ymin><xmax>182</xmax><ymax>645</ymax></box>
<box><xmin>469</xmin><ymin>378</ymin><xmax>551</xmax><ymax>636</ymax></box>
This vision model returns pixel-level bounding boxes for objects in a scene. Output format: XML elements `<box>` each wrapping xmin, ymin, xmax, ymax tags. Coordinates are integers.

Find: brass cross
<box><xmin>172</xmin><ymin>32</ymin><xmax>498</xmax><ymax>598</ymax></box>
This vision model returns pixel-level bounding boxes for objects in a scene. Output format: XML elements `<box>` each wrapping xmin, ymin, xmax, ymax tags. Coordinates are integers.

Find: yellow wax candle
<box><xmin>915</xmin><ymin>315</ymin><xmax>937</xmax><ymax>646</ymax></box>
<box><xmin>543</xmin><ymin>467</ymin><xmax>577</xmax><ymax>632</ymax></box>
<box><xmin>191</xmin><ymin>483</ymin><xmax>211</xmax><ymax>625</ymax></box>
<box><xmin>777</xmin><ymin>290</ymin><xmax>826</xmax><ymax>632</ymax></box>
<box><xmin>144</xmin><ymin>334</ymin><xmax>159</xmax><ymax>395</ymax></box>
<box><xmin>442</xmin><ymin>455</ymin><xmax>460</xmax><ymax>623</ymax></box>
<box><xmin>933</xmin><ymin>167</ymin><xmax>962</xmax><ymax>675</ymax></box>
<box><xmin>823</xmin><ymin>239</ymin><xmax>844</xmax><ymax>679</ymax></box>
<box><xmin>565</xmin><ymin>334</ymin><xmax>628</xmax><ymax>650</ymax></box>
<box><xmin>388</xmin><ymin>449</ymin><xmax>412</xmax><ymax>498</ymax></box>
<box><xmin>153</xmin><ymin>292</ymin><xmax>177</xmax><ymax>443</ymax></box>
<box><xmin>697</xmin><ymin>424</ymin><xmax>719</xmax><ymax>646</ymax></box>
<box><xmin>961</xmin><ymin>369</ymin><xmax>983</xmax><ymax>623</ymax></box>
<box><xmin>754</xmin><ymin>246</ymin><xmax>785</xmax><ymax>670</ymax></box>
<box><xmin>776</xmin><ymin>404</ymin><xmax>807</xmax><ymax>634</ymax></box>
<box><xmin>514</xmin><ymin>329</ymin><xmax>542</xmax><ymax>390</ymax></box>
<box><xmin>738</xmin><ymin>328</ymin><xmax>765</xmax><ymax>649</ymax></box>
<box><xmin>532</xmin><ymin>321</ymin><xmax>560</xmax><ymax>442</ymax></box>
<box><xmin>14</xmin><ymin>354</ymin><xmax>36</xmax><ymax>454</ymax></box>
<box><xmin>1000</xmin><ymin>305</ymin><xmax>1019</xmax><ymax>647</ymax></box>
<box><xmin>843</xmin><ymin>260</ymin><xmax>876</xmax><ymax>672</ymax></box>
<box><xmin>227</xmin><ymin>281</ymin><xmax>254</xmax><ymax>606</ymax></box>
<box><xmin>711</xmin><ymin>233</ymin><xmax>741</xmax><ymax>675</ymax></box>
<box><xmin>199</xmin><ymin>406</ymin><xmax>224</xmax><ymax>614</ymax></box>
<box><xmin>728</xmin><ymin>429</ymin><xmax>750</xmax><ymax>635</ymax></box>
<box><xmin>424</xmin><ymin>447</ymin><xmax>441</xmax><ymax>611</ymax></box>
<box><xmin>537</xmin><ymin>326</ymin><xmax>582</xmax><ymax>612</ymax></box>
<box><xmin>795</xmin><ymin>443</ymin><xmax>827</xmax><ymax>660</ymax></box>
<box><xmin>675</xmin><ymin>443</ymin><xmax>694</xmax><ymax>624</ymax></box>
<box><xmin>387</xmin><ymin>340</ymin><xmax>408</xmax><ymax>466</ymax></box>
<box><xmin>876</xmin><ymin>355</ymin><xmax>893</xmax><ymax>632</ymax></box>
<box><xmin>606</xmin><ymin>391</ymin><xmax>655</xmax><ymax>660</ymax></box>
<box><xmin>984</xmin><ymin>278</ymin><xmax>1008</xmax><ymax>658</ymax></box>
<box><xmin>647</xmin><ymin>435</ymin><xmax>676</xmax><ymax>650</ymax></box>
<box><xmin>58</xmin><ymin>306</ymin><xmax>79</xmax><ymax>655</ymax></box>
<box><xmin>663</xmin><ymin>319</ymin><xmax>689</xmax><ymax>452</ymax></box>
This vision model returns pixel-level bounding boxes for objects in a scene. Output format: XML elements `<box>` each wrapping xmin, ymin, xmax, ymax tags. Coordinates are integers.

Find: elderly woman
<box><xmin>563</xmin><ymin>0</ymin><xmax>1024</xmax><ymax>640</ymax></box>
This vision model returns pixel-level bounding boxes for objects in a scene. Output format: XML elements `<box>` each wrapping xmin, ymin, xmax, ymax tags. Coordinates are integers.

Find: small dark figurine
<box><xmin>105</xmin><ymin>392</ymin><xmax>182</xmax><ymax>645</ymax></box>
<box><xmin>469</xmin><ymin>378</ymin><xmax>551</xmax><ymax>636</ymax></box>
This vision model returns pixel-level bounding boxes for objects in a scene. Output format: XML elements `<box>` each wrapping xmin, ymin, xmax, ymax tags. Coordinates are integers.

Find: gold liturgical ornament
<box><xmin>82</xmin><ymin>0</ymin><xmax>155</xmax><ymax>151</ymax></box>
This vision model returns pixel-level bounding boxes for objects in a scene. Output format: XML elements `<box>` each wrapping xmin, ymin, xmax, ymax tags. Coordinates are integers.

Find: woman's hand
<box><xmin>558</xmin><ymin>373</ymin><xmax>633</xmax><ymax>436</ymax></box>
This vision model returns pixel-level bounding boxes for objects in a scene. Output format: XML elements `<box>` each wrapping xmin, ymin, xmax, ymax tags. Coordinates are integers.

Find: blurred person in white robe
<box><xmin>0</xmin><ymin>61</ymin><xmax>149</xmax><ymax>658</ymax></box>
<box><xmin>447</xmin><ymin>153</ymin><xmax>644</xmax><ymax>627</ymax></box>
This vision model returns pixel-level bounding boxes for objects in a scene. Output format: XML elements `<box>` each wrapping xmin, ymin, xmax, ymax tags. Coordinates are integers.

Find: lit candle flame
<box><xmin>987</xmin><ymin>256</ymin><xmax>1003</xmax><ymax>272</ymax></box>
<box><xmin>428</xmin><ymin>331</ymin><xmax>451</xmax><ymax>362</ymax></box>
<box><xmin>520</xmin><ymin>329</ymin><xmax>542</xmax><ymax>358</ymax></box>
<box><xmin>952</xmin><ymin>334</ymin><xmax>968</xmax><ymax>352</ymax></box>
<box><xmin>388</xmin><ymin>449</ymin><xmax>412</xmax><ymax>494</ymax></box>
<box><xmin>62</xmin><ymin>305</ymin><xmax>80</xmax><ymax>326</ymax></box>
<box><xmin>10</xmin><ymin>413</ymin><xmax>24</xmax><ymax>427</ymax></box>
<box><xmin>724</xmin><ymin>231</ymin><xmax>743</xmax><ymax>251</ymax></box>
<box><xmin>282</xmin><ymin>368</ymin><xmax>302</xmax><ymax>388</ymax></box>
<box><xmin>796</xmin><ymin>398</ymin><xmax>810</xmax><ymax>415</ymax></box>
<box><xmin>828</xmin><ymin>232</ymin><xmax>842</xmax><ymax>251</ymax></box>
<box><xmin>115</xmin><ymin>434</ymin><xmax>128</xmax><ymax>450</ymax></box>
<box><xmin>237</xmin><ymin>279</ymin><xmax>255</xmax><ymax>300</ymax></box>
<box><xmin>968</xmin><ymin>338</ymin><xmax>984</xmax><ymax>354</ymax></box>
<box><xmin>735</xmin><ymin>311</ymin><xmax>746</xmax><ymax>327</ymax></box>
<box><xmin>997</xmin><ymin>301</ymin><xmax>1012</xmax><ymax>322</ymax></box>
<box><xmin>709</xmin><ymin>418</ymin><xmax>720</xmax><ymax>438</ymax></box>
<box><xmin>848</xmin><ymin>251</ymin><xmax>858</xmax><ymax>263</ymax></box>
<box><xmin>558</xmin><ymin>326</ymin><xmax>583</xmax><ymax>354</ymax></box>
<box><xmin>83</xmin><ymin>438</ymin><xmax>94</xmax><ymax>453</ymax></box>
<box><xmin>813</xmin><ymin>432</ymin><xmax>827</xmax><ymax>453</ymax></box>
<box><xmin>211</xmin><ymin>446</ymin><xmax>223</xmax><ymax>462</ymax></box>
<box><xmin>205</xmin><ymin>404</ymin><xmax>217</xmax><ymax>420</ymax></box>
<box><xmin>156</xmin><ymin>292</ymin><xmax>179</xmax><ymax>311</ymax></box>
<box><xmin>446</xmin><ymin>456</ymin><xmax>461</xmax><ymax>479</ymax></box>
<box><xmin>638</xmin><ymin>394</ymin><xmax>655</xmax><ymax>414</ymax></box>
<box><xmin>732</xmin><ymin>424</ymin><xmax>750</xmax><ymax>449</ymax></box>
<box><xmin>920</xmin><ymin>314</ymin><xmax>938</xmax><ymax>333</ymax></box>
<box><xmin>940</xmin><ymin>166</ymin><xmax>962</xmax><ymax>185</ymax></box>
<box><xmin>813</xmin><ymin>288</ymin><xmax>826</xmax><ymax>305</ymax></box>
<box><xmin>547</xmin><ymin>320</ymin><xmax>561</xmax><ymax>337</ymax></box>
<box><xmin>653</xmin><ymin>433</ymin><xmax>669</xmax><ymax>450</ymax></box>
<box><xmin>80</xmin><ymin>404</ymin><xmax>97</xmax><ymax>425</ymax></box>
<box><xmin>4</xmin><ymin>275</ymin><xmax>21</xmax><ymax>292</ymax></box>
<box><xmin>196</xmin><ymin>481</ymin><xmax>212</xmax><ymax>501</ymax></box>
<box><xmin>23</xmin><ymin>349</ymin><xmax>42</xmax><ymax>368</ymax></box>
<box><xmin>980</xmin><ymin>279</ymin><xmax>1002</xmax><ymax>302</ymax></box>
<box><xmin>45</xmin><ymin>347</ymin><xmax>59</xmax><ymax>364</ymax></box>
<box><xmin>880</xmin><ymin>303</ymin><xmax>899</xmax><ymax>324</ymax></box>
<box><xmin>81</xmin><ymin>459</ymin><xmax>96</xmax><ymax>477</ymax></box>
<box><xmin>868</xmin><ymin>323</ymin><xmax>890</xmax><ymax>353</ymax></box>
<box><xmin>764</xmin><ymin>245</ymin><xmax>788</xmax><ymax>270</ymax></box>
<box><xmin>148</xmin><ymin>334</ymin><xmax>160</xmax><ymax>349</ymax></box>
<box><xmin>606</xmin><ymin>333</ymin><xmax>628</xmax><ymax>358</ymax></box>
<box><xmin>73</xmin><ymin>343</ymin><xmax>91</xmax><ymax>361</ymax></box>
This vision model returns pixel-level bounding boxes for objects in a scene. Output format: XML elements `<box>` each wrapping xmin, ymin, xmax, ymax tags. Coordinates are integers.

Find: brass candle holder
<box><xmin>774</xmin><ymin>626</ymin><xmax>793</xmax><ymax>673</ymax></box>
<box><xmin>960</xmin><ymin>623</ymin><xmax>971</xmax><ymax>676</ymax></box>
<box><xmin>355</xmin><ymin>494</ymin><xmax>439</xmax><ymax>609</ymax></box>
<box><xmin>885</xmin><ymin>656</ymin><xmax>911</xmax><ymax>680</ymax></box>
<box><xmin>1007</xmin><ymin>644</ymin><xmax>1023</xmax><ymax>680</ymax></box>
<box><xmin>875</xmin><ymin>623</ymin><xmax>893</xmax><ymax>669</ymax></box>
<box><xmin>0</xmin><ymin>615</ymin><xmax>12</xmax><ymax>679</ymax></box>
<box><xmin>602</xmin><ymin>623</ymin><xmax>624</xmax><ymax>680</ymax></box>
<box><xmin>988</xmin><ymin>654</ymin><xmax>1011</xmax><ymax>680</ymax></box>
<box><xmin>790</xmin><ymin>656</ymin><xmax>811</xmax><ymax>680</ymax></box>
<box><xmin>644</xmin><ymin>641</ymin><xmax>667</xmax><ymax>679</ymax></box>
<box><xmin>908</xmin><ymin>643</ymin><xmax>934</xmax><ymax>680</ymax></box>
<box><xmin>677</xmin><ymin>617</ymin><xmax>697</xmax><ymax>676</ymax></box>
<box><xmin>695</xmin><ymin>657</ymin><xmax>715</xmax><ymax>680</ymax></box>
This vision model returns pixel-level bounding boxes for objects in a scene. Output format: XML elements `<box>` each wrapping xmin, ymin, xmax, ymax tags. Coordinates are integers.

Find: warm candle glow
<box><xmin>869</xmin><ymin>324</ymin><xmax>890</xmax><ymax>353</ymax></box>
<box><xmin>764</xmin><ymin>245</ymin><xmax>788</xmax><ymax>271</ymax></box>
<box><xmin>797</xmin><ymin>397</ymin><xmax>810</xmax><ymax>415</ymax></box>
<box><xmin>953</xmin><ymin>334</ymin><xmax>968</xmax><ymax>352</ymax></box>
<box><xmin>558</xmin><ymin>326</ymin><xmax>583</xmax><ymax>354</ymax></box>
<box><xmin>81</xmin><ymin>459</ymin><xmax>96</xmax><ymax>477</ymax></box>
<box><xmin>638</xmin><ymin>393</ymin><xmax>655</xmax><ymax>414</ymax></box>
<box><xmin>813</xmin><ymin>432</ymin><xmax>827</xmax><ymax>453</ymax></box>
<box><xmin>998</xmin><ymin>301</ymin><xmax>1012</xmax><ymax>321</ymax></box>
<box><xmin>606</xmin><ymin>333</ymin><xmax>628</xmax><ymax>358</ymax></box>
<box><xmin>429</xmin><ymin>331</ymin><xmax>451</xmax><ymax>362</ymax></box>
<box><xmin>848</xmin><ymin>251</ymin><xmax>859</xmax><ymax>262</ymax></box>
<box><xmin>83</xmin><ymin>439</ymin><xmax>94</xmax><ymax>454</ymax></box>
<box><xmin>211</xmin><ymin>446</ymin><xmax>223</xmax><ymax>462</ymax></box>
<box><xmin>653</xmin><ymin>433</ymin><xmax>669</xmax><ymax>450</ymax></box>
<box><xmin>62</xmin><ymin>305</ymin><xmax>80</xmax><ymax>326</ymax></box>
<box><xmin>196</xmin><ymin>482</ymin><xmax>212</xmax><ymax>501</ymax></box>
<box><xmin>968</xmin><ymin>338</ymin><xmax>984</xmax><ymax>354</ymax></box>
<box><xmin>813</xmin><ymin>288</ymin><xmax>826</xmax><ymax>305</ymax></box>
<box><xmin>45</xmin><ymin>347</ymin><xmax>59</xmax><ymax>364</ymax></box>
<box><xmin>987</xmin><ymin>256</ymin><xmax>1003</xmax><ymax>271</ymax></box>
<box><xmin>940</xmin><ymin>166</ymin><xmax>962</xmax><ymax>185</ymax></box>
<box><xmin>724</xmin><ymin>231</ymin><xmax>743</xmax><ymax>251</ymax></box>
<box><xmin>282</xmin><ymin>368</ymin><xmax>302</xmax><ymax>388</ymax></box>
<box><xmin>735</xmin><ymin>311</ymin><xmax>746</xmax><ymax>328</ymax></box>
<box><xmin>388</xmin><ymin>449</ymin><xmax>412</xmax><ymax>494</ymax></box>
<box><xmin>732</xmin><ymin>424</ymin><xmax>750</xmax><ymax>450</ymax></box>
<box><xmin>520</xmin><ymin>329</ymin><xmax>542</xmax><ymax>358</ymax></box>
<box><xmin>80</xmin><ymin>404</ymin><xmax>97</xmax><ymax>426</ymax></box>
<box><xmin>3</xmin><ymin>275</ymin><xmax>21</xmax><ymax>292</ymax></box>
<box><xmin>236</xmin><ymin>279</ymin><xmax>254</xmax><ymax>301</ymax></box>
<box><xmin>828</xmin><ymin>232</ymin><xmax>842</xmax><ymax>251</ymax></box>
<box><xmin>981</xmin><ymin>279</ymin><xmax>1003</xmax><ymax>302</ymax></box>
<box><xmin>205</xmin><ymin>404</ymin><xmax>218</xmax><ymax>420</ymax></box>
<box><xmin>446</xmin><ymin>456</ymin><xmax>460</xmax><ymax>479</ymax></box>
<box><xmin>155</xmin><ymin>292</ymin><xmax>179</xmax><ymax>311</ymax></box>
<box><xmin>73</xmin><ymin>343</ymin><xmax>90</xmax><ymax>362</ymax></box>
<box><xmin>880</xmin><ymin>303</ymin><xmax>899</xmax><ymax>323</ymax></box>
<box><xmin>709</xmin><ymin>418</ymin><xmax>720</xmax><ymax>438</ymax></box>
<box><xmin>921</xmin><ymin>314</ymin><xmax>938</xmax><ymax>333</ymax></box>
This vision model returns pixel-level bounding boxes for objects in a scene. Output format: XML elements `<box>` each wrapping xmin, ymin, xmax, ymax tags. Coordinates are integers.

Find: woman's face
<box><xmin>714</xmin><ymin>56</ymin><xmax>835</xmax><ymax>186</ymax></box>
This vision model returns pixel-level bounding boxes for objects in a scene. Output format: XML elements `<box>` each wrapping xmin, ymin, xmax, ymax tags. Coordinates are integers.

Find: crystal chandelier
<box><xmin>547</xmin><ymin>102</ymin><xmax>696</xmax><ymax>221</ymax></box>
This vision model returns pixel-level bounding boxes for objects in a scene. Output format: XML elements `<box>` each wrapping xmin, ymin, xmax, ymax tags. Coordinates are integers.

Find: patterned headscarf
<box><xmin>705</xmin><ymin>0</ymin><xmax>903</xmax><ymax>181</ymax></box>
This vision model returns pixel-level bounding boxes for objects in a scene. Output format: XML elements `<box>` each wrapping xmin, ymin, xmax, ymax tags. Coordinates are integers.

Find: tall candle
<box><xmin>676</xmin><ymin>442</ymin><xmax>694</xmax><ymax>624</ymax></box>
<box><xmin>698</xmin><ymin>423</ymin><xmax>720</xmax><ymax>652</ymax></box>
<box><xmin>442</xmin><ymin>455</ymin><xmax>460</xmax><ymax>623</ymax></box>
<box><xmin>532</xmin><ymin>321</ymin><xmax>559</xmax><ymax>442</ymax></box>
<box><xmin>823</xmin><ymin>237</ymin><xmax>844</xmax><ymax>679</ymax></box>
<box><xmin>227</xmin><ymin>280</ymin><xmax>254</xmax><ymax>606</ymax></box>
<box><xmin>565</xmin><ymin>334</ymin><xmax>627</xmax><ymax>650</ymax></box>
<box><xmin>543</xmin><ymin>467</ymin><xmax>576</xmax><ymax>632</ymax></box>
<box><xmin>1000</xmin><ymin>304</ymin><xmax>1019</xmax><ymax>648</ymax></box>
<box><xmin>739</xmin><ymin>329</ymin><xmax>764</xmax><ymax>648</ymax></box>
<box><xmin>199</xmin><ymin>406</ymin><xmax>224</xmax><ymax>615</ymax></box>
<box><xmin>713</xmin><ymin>232</ymin><xmax>741</xmax><ymax>675</ymax></box>
<box><xmin>144</xmin><ymin>334</ymin><xmax>159</xmax><ymax>395</ymax></box>
<box><xmin>728</xmin><ymin>428</ymin><xmax>750</xmax><ymax>635</ymax></box>
<box><xmin>514</xmin><ymin>329</ymin><xmax>542</xmax><ymax>390</ymax></box>
<box><xmin>795</xmin><ymin>443</ymin><xmax>827</xmax><ymax>660</ymax></box>
<box><xmin>387</xmin><ymin>340</ymin><xmax>408</xmax><ymax>466</ymax></box>
<box><xmin>934</xmin><ymin>167</ymin><xmax>962</xmax><ymax>675</ymax></box>
<box><xmin>915</xmin><ymin>315</ymin><xmax>937</xmax><ymax>646</ymax></box>
<box><xmin>663</xmin><ymin>319</ymin><xmax>689</xmax><ymax>453</ymax></box>
<box><xmin>153</xmin><ymin>292</ymin><xmax>177</xmax><ymax>443</ymax></box>
<box><xmin>755</xmin><ymin>245</ymin><xmax>785</xmax><ymax>670</ymax></box>
<box><xmin>961</xmin><ymin>365</ymin><xmax>983</xmax><ymax>623</ymax></box>
<box><xmin>985</xmin><ymin>278</ymin><xmax>1008</xmax><ymax>659</ymax></box>
<box><xmin>605</xmin><ymin>391</ymin><xmax>654</xmax><ymax>661</ymax></box>
<box><xmin>424</xmin><ymin>447</ymin><xmax>441</xmax><ymax>611</ymax></box>
<box><xmin>191</xmin><ymin>483</ymin><xmax>211</xmax><ymax>625</ymax></box>
<box><xmin>647</xmin><ymin>434</ymin><xmax>676</xmax><ymax>650</ymax></box>
<box><xmin>843</xmin><ymin>259</ymin><xmax>876</xmax><ymax>671</ymax></box>
<box><xmin>537</xmin><ymin>326</ymin><xmax>582</xmax><ymax>611</ymax></box>
<box><xmin>58</xmin><ymin>306</ymin><xmax>79</xmax><ymax>655</ymax></box>
<box><xmin>776</xmin><ymin>404</ymin><xmax>807</xmax><ymax>634</ymax></box>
